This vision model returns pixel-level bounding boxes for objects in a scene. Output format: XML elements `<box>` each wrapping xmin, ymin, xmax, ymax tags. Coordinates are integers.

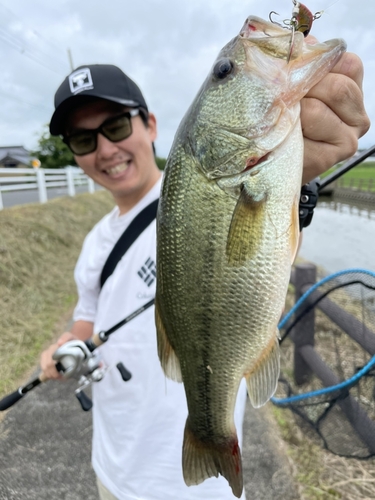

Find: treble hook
<box><xmin>268</xmin><ymin>11</ymin><xmax>284</xmax><ymax>29</ymax></box>
<box><xmin>287</xmin><ymin>0</ymin><xmax>300</xmax><ymax>62</ymax></box>
<box><xmin>269</xmin><ymin>1</ymin><xmax>323</xmax><ymax>62</ymax></box>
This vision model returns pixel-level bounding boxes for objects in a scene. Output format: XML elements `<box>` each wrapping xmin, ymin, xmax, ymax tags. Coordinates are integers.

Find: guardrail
<box><xmin>0</xmin><ymin>167</ymin><xmax>95</xmax><ymax>210</ymax></box>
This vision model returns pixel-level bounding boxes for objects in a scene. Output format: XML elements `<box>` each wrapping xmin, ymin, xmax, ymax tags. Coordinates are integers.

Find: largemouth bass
<box><xmin>155</xmin><ymin>15</ymin><xmax>346</xmax><ymax>498</ymax></box>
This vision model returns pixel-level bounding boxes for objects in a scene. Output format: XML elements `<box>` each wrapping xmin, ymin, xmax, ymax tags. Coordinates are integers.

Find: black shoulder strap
<box><xmin>100</xmin><ymin>198</ymin><xmax>159</xmax><ymax>290</ymax></box>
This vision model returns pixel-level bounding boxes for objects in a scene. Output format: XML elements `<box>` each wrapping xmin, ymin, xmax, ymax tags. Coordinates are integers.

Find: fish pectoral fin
<box><xmin>183</xmin><ymin>418</ymin><xmax>243</xmax><ymax>498</ymax></box>
<box><xmin>226</xmin><ymin>184</ymin><xmax>267</xmax><ymax>266</ymax></box>
<box><xmin>155</xmin><ymin>297</ymin><xmax>183</xmax><ymax>382</ymax></box>
<box><xmin>245</xmin><ymin>333</ymin><xmax>280</xmax><ymax>408</ymax></box>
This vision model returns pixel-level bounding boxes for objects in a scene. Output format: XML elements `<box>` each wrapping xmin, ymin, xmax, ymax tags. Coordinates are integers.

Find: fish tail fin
<box><xmin>182</xmin><ymin>418</ymin><xmax>243</xmax><ymax>498</ymax></box>
<box><xmin>245</xmin><ymin>333</ymin><xmax>280</xmax><ymax>408</ymax></box>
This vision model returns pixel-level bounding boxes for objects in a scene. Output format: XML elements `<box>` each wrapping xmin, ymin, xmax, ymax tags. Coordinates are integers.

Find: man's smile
<box><xmin>103</xmin><ymin>161</ymin><xmax>131</xmax><ymax>177</ymax></box>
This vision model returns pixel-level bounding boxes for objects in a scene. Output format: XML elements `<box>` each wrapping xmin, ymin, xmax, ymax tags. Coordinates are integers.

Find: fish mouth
<box><xmin>240</xmin><ymin>15</ymin><xmax>291</xmax><ymax>39</ymax></box>
<box><xmin>239</xmin><ymin>15</ymin><xmax>304</xmax><ymax>60</ymax></box>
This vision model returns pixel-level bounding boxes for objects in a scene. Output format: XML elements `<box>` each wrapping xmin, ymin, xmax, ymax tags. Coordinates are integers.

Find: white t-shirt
<box><xmin>73</xmin><ymin>178</ymin><xmax>247</xmax><ymax>500</ymax></box>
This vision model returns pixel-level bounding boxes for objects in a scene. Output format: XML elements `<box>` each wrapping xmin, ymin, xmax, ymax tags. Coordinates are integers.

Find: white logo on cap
<box><xmin>69</xmin><ymin>68</ymin><xmax>94</xmax><ymax>94</ymax></box>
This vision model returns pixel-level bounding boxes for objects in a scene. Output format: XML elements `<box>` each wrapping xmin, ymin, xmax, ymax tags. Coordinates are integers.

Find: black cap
<box><xmin>50</xmin><ymin>64</ymin><xmax>148</xmax><ymax>135</ymax></box>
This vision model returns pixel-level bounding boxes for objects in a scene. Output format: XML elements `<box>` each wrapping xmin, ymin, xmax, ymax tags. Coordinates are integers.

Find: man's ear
<box><xmin>147</xmin><ymin>113</ymin><xmax>158</xmax><ymax>142</ymax></box>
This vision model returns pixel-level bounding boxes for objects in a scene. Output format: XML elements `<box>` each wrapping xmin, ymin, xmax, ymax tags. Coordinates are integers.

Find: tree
<box><xmin>31</xmin><ymin>126</ymin><xmax>77</xmax><ymax>169</ymax></box>
<box><xmin>155</xmin><ymin>157</ymin><xmax>167</xmax><ymax>170</ymax></box>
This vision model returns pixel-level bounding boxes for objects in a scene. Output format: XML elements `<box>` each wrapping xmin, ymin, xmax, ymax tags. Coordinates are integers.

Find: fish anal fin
<box><xmin>245</xmin><ymin>333</ymin><xmax>280</xmax><ymax>408</ymax></box>
<box><xmin>155</xmin><ymin>298</ymin><xmax>183</xmax><ymax>382</ymax></box>
<box><xmin>226</xmin><ymin>185</ymin><xmax>267</xmax><ymax>266</ymax></box>
<box><xmin>183</xmin><ymin>419</ymin><xmax>243</xmax><ymax>498</ymax></box>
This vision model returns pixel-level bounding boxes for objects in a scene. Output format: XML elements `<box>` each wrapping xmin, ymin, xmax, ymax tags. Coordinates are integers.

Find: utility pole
<box><xmin>67</xmin><ymin>49</ymin><xmax>74</xmax><ymax>71</ymax></box>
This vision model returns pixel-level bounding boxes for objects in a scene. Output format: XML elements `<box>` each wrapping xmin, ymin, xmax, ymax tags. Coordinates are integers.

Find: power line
<box><xmin>0</xmin><ymin>3</ymin><xmax>68</xmax><ymax>75</ymax></box>
<box><xmin>0</xmin><ymin>87</ymin><xmax>51</xmax><ymax>111</ymax></box>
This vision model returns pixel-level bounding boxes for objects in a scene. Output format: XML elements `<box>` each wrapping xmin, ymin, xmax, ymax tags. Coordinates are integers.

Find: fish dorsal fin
<box><xmin>245</xmin><ymin>333</ymin><xmax>280</xmax><ymax>408</ymax></box>
<box><xmin>226</xmin><ymin>184</ymin><xmax>267</xmax><ymax>266</ymax></box>
<box><xmin>155</xmin><ymin>298</ymin><xmax>183</xmax><ymax>382</ymax></box>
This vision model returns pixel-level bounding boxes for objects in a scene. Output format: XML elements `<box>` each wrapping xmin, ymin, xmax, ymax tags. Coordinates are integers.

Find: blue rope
<box><xmin>272</xmin><ymin>268</ymin><xmax>375</xmax><ymax>406</ymax></box>
<box><xmin>272</xmin><ymin>354</ymin><xmax>375</xmax><ymax>405</ymax></box>
<box><xmin>279</xmin><ymin>268</ymin><xmax>375</xmax><ymax>330</ymax></box>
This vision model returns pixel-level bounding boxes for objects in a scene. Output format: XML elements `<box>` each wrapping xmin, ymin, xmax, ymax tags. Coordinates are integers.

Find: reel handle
<box><xmin>75</xmin><ymin>390</ymin><xmax>93</xmax><ymax>411</ymax></box>
<box><xmin>116</xmin><ymin>362</ymin><xmax>132</xmax><ymax>382</ymax></box>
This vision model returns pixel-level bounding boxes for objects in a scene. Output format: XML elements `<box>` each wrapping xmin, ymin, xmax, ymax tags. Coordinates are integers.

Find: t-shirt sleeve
<box><xmin>73</xmin><ymin>232</ymin><xmax>101</xmax><ymax>323</ymax></box>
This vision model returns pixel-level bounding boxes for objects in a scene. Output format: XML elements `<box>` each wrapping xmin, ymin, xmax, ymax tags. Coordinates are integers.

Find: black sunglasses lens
<box><xmin>65</xmin><ymin>112</ymin><xmax>134</xmax><ymax>155</ymax></box>
<box><xmin>102</xmin><ymin>115</ymin><xmax>132</xmax><ymax>142</ymax></box>
<box><xmin>68</xmin><ymin>132</ymin><xmax>97</xmax><ymax>155</ymax></box>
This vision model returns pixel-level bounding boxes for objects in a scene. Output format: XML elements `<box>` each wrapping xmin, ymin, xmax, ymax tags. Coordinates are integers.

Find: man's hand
<box><xmin>301</xmin><ymin>51</ymin><xmax>370</xmax><ymax>184</ymax></box>
<box><xmin>40</xmin><ymin>321</ymin><xmax>93</xmax><ymax>380</ymax></box>
<box><xmin>40</xmin><ymin>332</ymin><xmax>78</xmax><ymax>380</ymax></box>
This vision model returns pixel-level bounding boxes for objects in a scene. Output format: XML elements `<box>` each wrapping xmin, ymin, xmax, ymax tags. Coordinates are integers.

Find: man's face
<box><xmin>66</xmin><ymin>99</ymin><xmax>160</xmax><ymax>212</ymax></box>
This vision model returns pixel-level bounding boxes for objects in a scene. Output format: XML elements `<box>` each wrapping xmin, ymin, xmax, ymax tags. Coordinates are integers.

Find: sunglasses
<box><xmin>63</xmin><ymin>109</ymin><xmax>141</xmax><ymax>156</ymax></box>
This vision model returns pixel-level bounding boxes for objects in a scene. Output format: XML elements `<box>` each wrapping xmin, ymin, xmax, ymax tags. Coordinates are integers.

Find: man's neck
<box><xmin>116</xmin><ymin>170</ymin><xmax>162</xmax><ymax>215</ymax></box>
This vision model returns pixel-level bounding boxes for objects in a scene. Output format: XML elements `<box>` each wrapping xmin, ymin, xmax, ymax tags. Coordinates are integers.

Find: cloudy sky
<box><xmin>0</xmin><ymin>0</ymin><xmax>373</xmax><ymax>158</ymax></box>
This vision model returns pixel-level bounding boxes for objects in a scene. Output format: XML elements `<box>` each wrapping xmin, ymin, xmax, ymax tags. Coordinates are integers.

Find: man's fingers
<box><xmin>329</xmin><ymin>52</ymin><xmax>365</xmax><ymax>89</ymax></box>
<box><xmin>304</xmin><ymin>74</ymin><xmax>369</xmax><ymax>132</ymax></box>
<box><xmin>40</xmin><ymin>332</ymin><xmax>77</xmax><ymax>380</ymax></box>
<box><xmin>302</xmin><ymin>139</ymin><xmax>347</xmax><ymax>184</ymax></box>
<box><xmin>300</xmin><ymin>45</ymin><xmax>370</xmax><ymax>184</ymax></box>
<box><xmin>301</xmin><ymin>97</ymin><xmax>358</xmax><ymax>150</ymax></box>
<box><xmin>40</xmin><ymin>343</ymin><xmax>63</xmax><ymax>380</ymax></box>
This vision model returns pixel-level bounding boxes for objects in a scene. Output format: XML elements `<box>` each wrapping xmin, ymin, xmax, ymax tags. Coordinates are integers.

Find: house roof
<box><xmin>0</xmin><ymin>146</ymin><xmax>31</xmax><ymax>165</ymax></box>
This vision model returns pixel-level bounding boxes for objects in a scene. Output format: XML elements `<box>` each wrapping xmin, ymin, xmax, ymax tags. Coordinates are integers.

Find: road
<box><xmin>0</xmin><ymin>186</ymin><xmax>97</xmax><ymax>209</ymax></box>
<box><xmin>0</xmin><ymin>371</ymin><xmax>298</xmax><ymax>500</ymax></box>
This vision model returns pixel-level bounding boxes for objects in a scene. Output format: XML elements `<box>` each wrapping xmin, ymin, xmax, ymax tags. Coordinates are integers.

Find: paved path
<box><xmin>1</xmin><ymin>184</ymin><xmax>103</xmax><ymax>210</ymax></box>
<box><xmin>0</xmin><ymin>372</ymin><xmax>299</xmax><ymax>500</ymax></box>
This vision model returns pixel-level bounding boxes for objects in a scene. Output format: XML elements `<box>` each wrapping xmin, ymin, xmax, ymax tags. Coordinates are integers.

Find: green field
<box><xmin>323</xmin><ymin>161</ymin><xmax>375</xmax><ymax>191</ymax></box>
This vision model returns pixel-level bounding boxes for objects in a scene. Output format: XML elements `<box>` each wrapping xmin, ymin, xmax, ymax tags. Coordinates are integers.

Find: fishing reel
<box><xmin>298</xmin><ymin>178</ymin><xmax>320</xmax><ymax>231</ymax></box>
<box><xmin>0</xmin><ymin>299</ymin><xmax>155</xmax><ymax>414</ymax></box>
<box><xmin>53</xmin><ymin>339</ymin><xmax>131</xmax><ymax>411</ymax></box>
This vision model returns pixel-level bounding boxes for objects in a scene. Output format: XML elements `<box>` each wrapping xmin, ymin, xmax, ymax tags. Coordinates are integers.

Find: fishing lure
<box><xmin>289</xmin><ymin>1</ymin><xmax>322</xmax><ymax>36</ymax></box>
<box><xmin>269</xmin><ymin>1</ymin><xmax>322</xmax><ymax>62</ymax></box>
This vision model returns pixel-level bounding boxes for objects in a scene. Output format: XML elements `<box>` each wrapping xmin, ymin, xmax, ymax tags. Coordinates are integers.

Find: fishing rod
<box><xmin>0</xmin><ymin>298</ymin><xmax>155</xmax><ymax>412</ymax></box>
<box><xmin>299</xmin><ymin>144</ymin><xmax>375</xmax><ymax>230</ymax></box>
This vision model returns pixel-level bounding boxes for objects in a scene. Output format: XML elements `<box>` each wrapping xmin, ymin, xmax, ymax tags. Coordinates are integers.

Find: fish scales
<box><xmin>156</xmin><ymin>15</ymin><xmax>346</xmax><ymax>498</ymax></box>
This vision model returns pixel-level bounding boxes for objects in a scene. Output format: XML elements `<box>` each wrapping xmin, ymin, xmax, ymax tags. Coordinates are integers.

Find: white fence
<box><xmin>0</xmin><ymin>167</ymin><xmax>95</xmax><ymax>210</ymax></box>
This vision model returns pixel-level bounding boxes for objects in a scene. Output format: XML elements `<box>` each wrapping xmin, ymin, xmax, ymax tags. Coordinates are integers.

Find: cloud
<box><xmin>0</xmin><ymin>0</ymin><xmax>373</xmax><ymax>156</ymax></box>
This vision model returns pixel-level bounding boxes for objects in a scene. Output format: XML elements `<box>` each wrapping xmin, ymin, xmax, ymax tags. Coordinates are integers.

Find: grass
<box><xmin>322</xmin><ymin>162</ymin><xmax>375</xmax><ymax>192</ymax></box>
<box><xmin>272</xmin><ymin>402</ymin><xmax>375</xmax><ymax>500</ymax></box>
<box><xmin>0</xmin><ymin>191</ymin><xmax>114</xmax><ymax>398</ymax></box>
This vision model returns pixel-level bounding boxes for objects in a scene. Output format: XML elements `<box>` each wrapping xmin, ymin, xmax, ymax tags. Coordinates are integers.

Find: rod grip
<box><xmin>0</xmin><ymin>389</ymin><xmax>24</xmax><ymax>411</ymax></box>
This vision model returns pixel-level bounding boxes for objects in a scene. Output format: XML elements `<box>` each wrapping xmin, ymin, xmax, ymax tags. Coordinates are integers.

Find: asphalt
<box><xmin>0</xmin><ymin>370</ymin><xmax>299</xmax><ymax>500</ymax></box>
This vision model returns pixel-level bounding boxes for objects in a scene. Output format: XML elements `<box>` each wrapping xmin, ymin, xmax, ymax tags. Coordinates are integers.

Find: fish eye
<box><xmin>213</xmin><ymin>58</ymin><xmax>234</xmax><ymax>79</ymax></box>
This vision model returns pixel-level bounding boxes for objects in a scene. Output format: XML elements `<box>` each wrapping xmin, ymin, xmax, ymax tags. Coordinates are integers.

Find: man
<box><xmin>41</xmin><ymin>56</ymin><xmax>369</xmax><ymax>500</ymax></box>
